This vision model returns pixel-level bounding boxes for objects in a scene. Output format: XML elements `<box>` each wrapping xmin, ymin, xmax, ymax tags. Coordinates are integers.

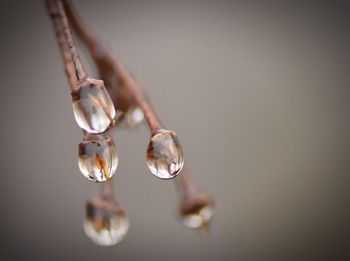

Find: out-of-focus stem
<box><xmin>100</xmin><ymin>179</ymin><xmax>114</xmax><ymax>200</ymax></box>
<box><xmin>176</xmin><ymin>167</ymin><xmax>214</xmax><ymax>214</ymax></box>
<box><xmin>175</xmin><ymin>168</ymin><xmax>196</xmax><ymax>195</ymax></box>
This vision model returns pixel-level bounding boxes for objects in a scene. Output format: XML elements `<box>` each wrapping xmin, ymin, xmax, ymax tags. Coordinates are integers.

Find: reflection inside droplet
<box><xmin>78</xmin><ymin>135</ymin><xmax>118</xmax><ymax>182</ymax></box>
<box><xmin>72</xmin><ymin>77</ymin><xmax>116</xmax><ymax>133</ymax></box>
<box><xmin>182</xmin><ymin>205</ymin><xmax>214</xmax><ymax>229</ymax></box>
<box><xmin>146</xmin><ymin>129</ymin><xmax>184</xmax><ymax>179</ymax></box>
<box><xmin>83</xmin><ymin>198</ymin><xmax>129</xmax><ymax>246</ymax></box>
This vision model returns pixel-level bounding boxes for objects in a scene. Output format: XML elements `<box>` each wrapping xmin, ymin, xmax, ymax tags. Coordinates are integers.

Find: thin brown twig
<box><xmin>175</xmin><ymin>168</ymin><xmax>213</xmax><ymax>205</ymax></box>
<box><xmin>46</xmin><ymin>0</ymin><xmax>87</xmax><ymax>90</ymax></box>
<box><xmin>63</xmin><ymin>0</ymin><xmax>162</xmax><ymax>131</ymax></box>
<box><xmin>175</xmin><ymin>167</ymin><xmax>194</xmax><ymax>194</ymax></box>
<box><xmin>100</xmin><ymin>178</ymin><xmax>114</xmax><ymax>200</ymax></box>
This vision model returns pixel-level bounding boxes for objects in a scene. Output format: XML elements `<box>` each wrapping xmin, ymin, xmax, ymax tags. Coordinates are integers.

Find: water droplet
<box><xmin>121</xmin><ymin>106</ymin><xmax>144</xmax><ymax>128</ymax></box>
<box><xmin>182</xmin><ymin>205</ymin><xmax>214</xmax><ymax>229</ymax></box>
<box><xmin>72</xmin><ymin>78</ymin><xmax>116</xmax><ymax>133</ymax></box>
<box><xmin>146</xmin><ymin>129</ymin><xmax>184</xmax><ymax>179</ymax></box>
<box><xmin>180</xmin><ymin>188</ymin><xmax>214</xmax><ymax>229</ymax></box>
<box><xmin>78</xmin><ymin>135</ymin><xmax>118</xmax><ymax>182</ymax></box>
<box><xmin>83</xmin><ymin>198</ymin><xmax>129</xmax><ymax>246</ymax></box>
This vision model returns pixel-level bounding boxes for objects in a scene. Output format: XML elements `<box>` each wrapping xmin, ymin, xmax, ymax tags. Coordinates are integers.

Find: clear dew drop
<box><xmin>123</xmin><ymin>106</ymin><xmax>144</xmax><ymax>128</ymax></box>
<box><xmin>83</xmin><ymin>200</ymin><xmax>129</xmax><ymax>246</ymax></box>
<box><xmin>72</xmin><ymin>78</ymin><xmax>116</xmax><ymax>133</ymax></box>
<box><xmin>146</xmin><ymin>129</ymin><xmax>184</xmax><ymax>179</ymax></box>
<box><xmin>182</xmin><ymin>205</ymin><xmax>214</xmax><ymax>229</ymax></box>
<box><xmin>78</xmin><ymin>135</ymin><xmax>118</xmax><ymax>182</ymax></box>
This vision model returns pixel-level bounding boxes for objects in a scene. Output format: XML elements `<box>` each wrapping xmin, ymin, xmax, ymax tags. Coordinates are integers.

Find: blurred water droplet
<box><xmin>122</xmin><ymin>106</ymin><xmax>144</xmax><ymax>128</ymax></box>
<box><xmin>179</xmin><ymin>186</ymin><xmax>214</xmax><ymax>230</ymax></box>
<box><xmin>146</xmin><ymin>129</ymin><xmax>184</xmax><ymax>179</ymax></box>
<box><xmin>83</xmin><ymin>197</ymin><xmax>129</xmax><ymax>246</ymax></box>
<box><xmin>78</xmin><ymin>135</ymin><xmax>118</xmax><ymax>182</ymax></box>
<box><xmin>182</xmin><ymin>205</ymin><xmax>214</xmax><ymax>229</ymax></box>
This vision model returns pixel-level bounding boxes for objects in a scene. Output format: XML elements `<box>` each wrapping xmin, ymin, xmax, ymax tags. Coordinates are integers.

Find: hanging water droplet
<box><xmin>122</xmin><ymin>106</ymin><xmax>144</xmax><ymax>128</ymax></box>
<box><xmin>83</xmin><ymin>198</ymin><xmax>129</xmax><ymax>246</ymax></box>
<box><xmin>146</xmin><ymin>129</ymin><xmax>184</xmax><ymax>179</ymax></box>
<box><xmin>180</xmin><ymin>187</ymin><xmax>214</xmax><ymax>229</ymax></box>
<box><xmin>182</xmin><ymin>205</ymin><xmax>214</xmax><ymax>229</ymax></box>
<box><xmin>72</xmin><ymin>77</ymin><xmax>116</xmax><ymax>133</ymax></box>
<box><xmin>78</xmin><ymin>135</ymin><xmax>118</xmax><ymax>182</ymax></box>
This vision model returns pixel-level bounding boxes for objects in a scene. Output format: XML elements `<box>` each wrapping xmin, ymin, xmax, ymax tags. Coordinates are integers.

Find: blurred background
<box><xmin>0</xmin><ymin>0</ymin><xmax>349</xmax><ymax>260</ymax></box>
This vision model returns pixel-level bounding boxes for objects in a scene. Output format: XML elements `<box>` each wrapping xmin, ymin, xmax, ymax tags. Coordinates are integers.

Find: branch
<box><xmin>46</xmin><ymin>0</ymin><xmax>87</xmax><ymax>90</ymax></box>
<box><xmin>100</xmin><ymin>178</ymin><xmax>114</xmax><ymax>200</ymax></box>
<box><xmin>63</xmin><ymin>0</ymin><xmax>161</xmax><ymax>131</ymax></box>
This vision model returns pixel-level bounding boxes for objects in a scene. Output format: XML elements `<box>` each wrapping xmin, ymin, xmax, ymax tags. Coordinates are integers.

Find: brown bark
<box><xmin>46</xmin><ymin>0</ymin><xmax>87</xmax><ymax>90</ymax></box>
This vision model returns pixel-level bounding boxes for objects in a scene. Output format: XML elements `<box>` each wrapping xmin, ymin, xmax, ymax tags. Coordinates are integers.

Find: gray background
<box><xmin>1</xmin><ymin>0</ymin><xmax>349</xmax><ymax>260</ymax></box>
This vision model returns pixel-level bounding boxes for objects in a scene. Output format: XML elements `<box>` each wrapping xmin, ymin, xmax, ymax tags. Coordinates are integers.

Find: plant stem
<box><xmin>62</xmin><ymin>0</ymin><xmax>162</xmax><ymax>131</ymax></box>
<box><xmin>175</xmin><ymin>167</ymin><xmax>196</xmax><ymax>195</ymax></box>
<box><xmin>100</xmin><ymin>178</ymin><xmax>114</xmax><ymax>199</ymax></box>
<box><xmin>46</xmin><ymin>0</ymin><xmax>87</xmax><ymax>90</ymax></box>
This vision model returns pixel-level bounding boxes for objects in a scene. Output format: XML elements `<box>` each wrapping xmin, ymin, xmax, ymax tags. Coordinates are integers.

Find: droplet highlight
<box><xmin>122</xmin><ymin>106</ymin><xmax>144</xmax><ymax>128</ymax></box>
<box><xmin>182</xmin><ymin>205</ymin><xmax>214</xmax><ymax>229</ymax></box>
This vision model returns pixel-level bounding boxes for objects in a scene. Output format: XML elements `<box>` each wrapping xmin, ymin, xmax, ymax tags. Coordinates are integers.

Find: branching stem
<box><xmin>62</xmin><ymin>0</ymin><xmax>161</xmax><ymax>131</ymax></box>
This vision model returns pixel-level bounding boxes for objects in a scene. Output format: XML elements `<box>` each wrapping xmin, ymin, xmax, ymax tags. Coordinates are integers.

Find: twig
<box><xmin>100</xmin><ymin>178</ymin><xmax>114</xmax><ymax>200</ymax></box>
<box><xmin>175</xmin><ymin>167</ymin><xmax>194</xmax><ymax>194</ymax></box>
<box><xmin>63</xmin><ymin>0</ymin><xmax>161</xmax><ymax>131</ymax></box>
<box><xmin>46</xmin><ymin>0</ymin><xmax>87</xmax><ymax>90</ymax></box>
